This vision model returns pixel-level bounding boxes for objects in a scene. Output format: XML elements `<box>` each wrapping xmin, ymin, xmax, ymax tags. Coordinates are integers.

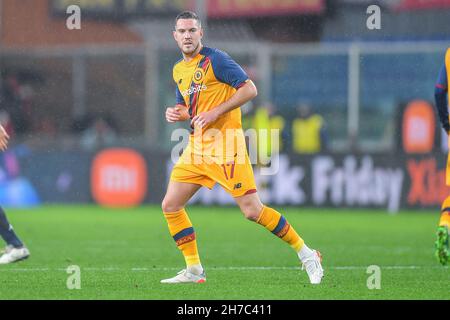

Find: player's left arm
<box><xmin>191</xmin><ymin>49</ymin><xmax>257</xmax><ymax>128</ymax></box>
<box><xmin>191</xmin><ymin>80</ymin><xmax>257</xmax><ymax>128</ymax></box>
<box><xmin>434</xmin><ymin>62</ymin><xmax>449</xmax><ymax>134</ymax></box>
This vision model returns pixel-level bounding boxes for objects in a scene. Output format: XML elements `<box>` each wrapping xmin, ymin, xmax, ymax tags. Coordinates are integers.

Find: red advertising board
<box><xmin>207</xmin><ymin>0</ymin><xmax>325</xmax><ymax>18</ymax></box>
<box><xmin>50</xmin><ymin>0</ymin><xmax>325</xmax><ymax>19</ymax></box>
<box><xmin>91</xmin><ymin>148</ymin><xmax>148</xmax><ymax>208</ymax></box>
<box><xmin>401</xmin><ymin>100</ymin><xmax>436</xmax><ymax>154</ymax></box>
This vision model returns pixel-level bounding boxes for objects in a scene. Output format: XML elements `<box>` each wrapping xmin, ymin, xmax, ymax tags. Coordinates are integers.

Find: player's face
<box><xmin>173</xmin><ymin>19</ymin><xmax>203</xmax><ymax>56</ymax></box>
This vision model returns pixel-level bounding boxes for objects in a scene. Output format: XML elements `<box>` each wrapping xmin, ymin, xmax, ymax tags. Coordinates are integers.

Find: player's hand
<box><xmin>166</xmin><ymin>105</ymin><xmax>189</xmax><ymax>123</ymax></box>
<box><xmin>166</xmin><ymin>106</ymin><xmax>181</xmax><ymax>123</ymax></box>
<box><xmin>191</xmin><ymin>110</ymin><xmax>219</xmax><ymax>129</ymax></box>
<box><xmin>0</xmin><ymin>125</ymin><xmax>10</xmax><ymax>151</ymax></box>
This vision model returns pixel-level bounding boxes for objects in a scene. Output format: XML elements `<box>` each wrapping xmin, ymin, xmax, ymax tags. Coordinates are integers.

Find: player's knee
<box><xmin>161</xmin><ymin>198</ymin><xmax>183</xmax><ymax>213</ymax></box>
<box><xmin>244</xmin><ymin>211</ymin><xmax>259</xmax><ymax>221</ymax></box>
<box><xmin>240</xmin><ymin>204</ymin><xmax>263</xmax><ymax>222</ymax></box>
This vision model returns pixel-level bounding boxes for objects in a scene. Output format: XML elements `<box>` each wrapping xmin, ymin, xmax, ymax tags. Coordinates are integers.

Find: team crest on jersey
<box><xmin>193</xmin><ymin>68</ymin><xmax>205</xmax><ymax>84</ymax></box>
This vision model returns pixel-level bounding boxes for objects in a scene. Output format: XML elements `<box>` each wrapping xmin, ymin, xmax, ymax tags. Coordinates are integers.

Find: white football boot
<box><xmin>161</xmin><ymin>269</ymin><xmax>206</xmax><ymax>284</ymax></box>
<box><xmin>301</xmin><ymin>250</ymin><xmax>324</xmax><ymax>284</ymax></box>
<box><xmin>0</xmin><ymin>245</ymin><xmax>30</xmax><ymax>264</ymax></box>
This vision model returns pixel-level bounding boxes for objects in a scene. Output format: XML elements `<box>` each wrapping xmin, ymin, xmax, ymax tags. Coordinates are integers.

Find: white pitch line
<box><xmin>0</xmin><ymin>266</ymin><xmax>447</xmax><ymax>272</ymax></box>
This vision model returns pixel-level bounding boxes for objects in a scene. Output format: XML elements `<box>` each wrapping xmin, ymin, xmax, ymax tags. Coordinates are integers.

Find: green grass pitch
<box><xmin>0</xmin><ymin>205</ymin><xmax>448</xmax><ymax>300</ymax></box>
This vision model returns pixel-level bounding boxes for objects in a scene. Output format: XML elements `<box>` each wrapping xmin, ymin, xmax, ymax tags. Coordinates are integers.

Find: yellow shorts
<box><xmin>170</xmin><ymin>147</ymin><xmax>257</xmax><ymax>198</ymax></box>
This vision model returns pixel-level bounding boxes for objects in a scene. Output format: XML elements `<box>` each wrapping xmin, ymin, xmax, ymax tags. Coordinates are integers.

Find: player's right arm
<box><xmin>166</xmin><ymin>86</ymin><xmax>190</xmax><ymax>123</ymax></box>
<box><xmin>0</xmin><ymin>124</ymin><xmax>10</xmax><ymax>151</ymax></box>
<box><xmin>434</xmin><ymin>62</ymin><xmax>449</xmax><ymax>134</ymax></box>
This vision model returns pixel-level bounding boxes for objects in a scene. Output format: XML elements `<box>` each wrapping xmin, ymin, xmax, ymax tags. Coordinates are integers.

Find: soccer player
<box><xmin>434</xmin><ymin>48</ymin><xmax>450</xmax><ymax>266</ymax></box>
<box><xmin>160</xmin><ymin>11</ymin><xmax>324</xmax><ymax>284</ymax></box>
<box><xmin>0</xmin><ymin>124</ymin><xmax>30</xmax><ymax>264</ymax></box>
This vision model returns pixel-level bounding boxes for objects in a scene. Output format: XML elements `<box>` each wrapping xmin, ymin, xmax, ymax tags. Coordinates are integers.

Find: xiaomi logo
<box><xmin>91</xmin><ymin>149</ymin><xmax>147</xmax><ymax>207</ymax></box>
<box><xmin>402</xmin><ymin>100</ymin><xmax>435</xmax><ymax>154</ymax></box>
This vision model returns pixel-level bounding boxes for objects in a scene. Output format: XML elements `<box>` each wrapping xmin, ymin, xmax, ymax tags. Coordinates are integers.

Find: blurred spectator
<box><xmin>252</xmin><ymin>102</ymin><xmax>285</xmax><ymax>159</ymax></box>
<box><xmin>36</xmin><ymin>116</ymin><xmax>57</xmax><ymax>138</ymax></box>
<box><xmin>291</xmin><ymin>103</ymin><xmax>327</xmax><ymax>154</ymax></box>
<box><xmin>71</xmin><ymin>113</ymin><xmax>96</xmax><ymax>134</ymax></box>
<box><xmin>79</xmin><ymin>114</ymin><xmax>118</xmax><ymax>150</ymax></box>
<box><xmin>1</xmin><ymin>73</ymin><xmax>32</xmax><ymax>136</ymax></box>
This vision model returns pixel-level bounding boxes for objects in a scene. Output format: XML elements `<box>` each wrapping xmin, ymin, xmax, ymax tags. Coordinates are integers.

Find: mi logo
<box><xmin>233</xmin><ymin>183</ymin><xmax>242</xmax><ymax>190</ymax></box>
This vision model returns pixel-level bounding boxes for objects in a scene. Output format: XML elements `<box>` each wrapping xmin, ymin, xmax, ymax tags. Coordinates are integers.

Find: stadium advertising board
<box><xmin>341</xmin><ymin>0</ymin><xmax>450</xmax><ymax>10</ymax></box>
<box><xmin>183</xmin><ymin>154</ymin><xmax>449</xmax><ymax>212</ymax></box>
<box><xmin>207</xmin><ymin>0</ymin><xmax>325</xmax><ymax>18</ymax></box>
<box><xmin>91</xmin><ymin>149</ymin><xmax>148</xmax><ymax>208</ymax></box>
<box><xmin>5</xmin><ymin>148</ymin><xmax>449</xmax><ymax>211</ymax></box>
<box><xmin>18</xmin><ymin>150</ymin><xmax>92</xmax><ymax>204</ymax></box>
<box><xmin>50</xmin><ymin>0</ymin><xmax>324</xmax><ymax>20</ymax></box>
<box><xmin>401</xmin><ymin>100</ymin><xmax>436</xmax><ymax>154</ymax></box>
<box><xmin>50</xmin><ymin>0</ymin><xmax>192</xmax><ymax>19</ymax></box>
<box><xmin>395</xmin><ymin>0</ymin><xmax>450</xmax><ymax>10</ymax></box>
<box><xmin>406</xmin><ymin>157</ymin><xmax>449</xmax><ymax>207</ymax></box>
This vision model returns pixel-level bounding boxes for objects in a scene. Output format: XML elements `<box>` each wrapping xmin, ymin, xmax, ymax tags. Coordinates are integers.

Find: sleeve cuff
<box><xmin>235</xmin><ymin>79</ymin><xmax>249</xmax><ymax>89</ymax></box>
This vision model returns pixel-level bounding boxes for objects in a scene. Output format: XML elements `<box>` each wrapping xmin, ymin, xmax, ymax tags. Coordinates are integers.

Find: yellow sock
<box><xmin>440</xmin><ymin>196</ymin><xmax>450</xmax><ymax>228</ymax></box>
<box><xmin>256</xmin><ymin>206</ymin><xmax>304</xmax><ymax>252</ymax></box>
<box><xmin>163</xmin><ymin>208</ymin><xmax>201</xmax><ymax>267</ymax></box>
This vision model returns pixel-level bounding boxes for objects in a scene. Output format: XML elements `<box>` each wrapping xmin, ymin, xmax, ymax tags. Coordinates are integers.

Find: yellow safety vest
<box><xmin>253</xmin><ymin>108</ymin><xmax>285</xmax><ymax>158</ymax></box>
<box><xmin>292</xmin><ymin>115</ymin><xmax>323</xmax><ymax>154</ymax></box>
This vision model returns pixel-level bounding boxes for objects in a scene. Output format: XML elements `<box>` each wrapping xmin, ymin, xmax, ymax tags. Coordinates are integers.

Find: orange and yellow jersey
<box><xmin>173</xmin><ymin>46</ymin><xmax>249</xmax><ymax>163</ymax></box>
<box><xmin>435</xmin><ymin>49</ymin><xmax>449</xmax><ymax>130</ymax></box>
<box><xmin>435</xmin><ymin>49</ymin><xmax>450</xmax><ymax>185</ymax></box>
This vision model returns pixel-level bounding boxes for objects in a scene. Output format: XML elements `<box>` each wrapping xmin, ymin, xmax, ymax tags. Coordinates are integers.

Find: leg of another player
<box><xmin>0</xmin><ymin>206</ymin><xmax>30</xmax><ymax>264</ymax></box>
<box><xmin>161</xmin><ymin>181</ymin><xmax>205</xmax><ymax>282</ymax></box>
<box><xmin>235</xmin><ymin>192</ymin><xmax>324</xmax><ymax>284</ymax></box>
<box><xmin>436</xmin><ymin>196</ymin><xmax>450</xmax><ymax>265</ymax></box>
<box><xmin>0</xmin><ymin>206</ymin><xmax>23</xmax><ymax>248</ymax></box>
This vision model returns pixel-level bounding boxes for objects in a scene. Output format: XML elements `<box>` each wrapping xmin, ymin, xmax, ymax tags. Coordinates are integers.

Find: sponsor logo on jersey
<box><xmin>181</xmin><ymin>84</ymin><xmax>207</xmax><ymax>97</ymax></box>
